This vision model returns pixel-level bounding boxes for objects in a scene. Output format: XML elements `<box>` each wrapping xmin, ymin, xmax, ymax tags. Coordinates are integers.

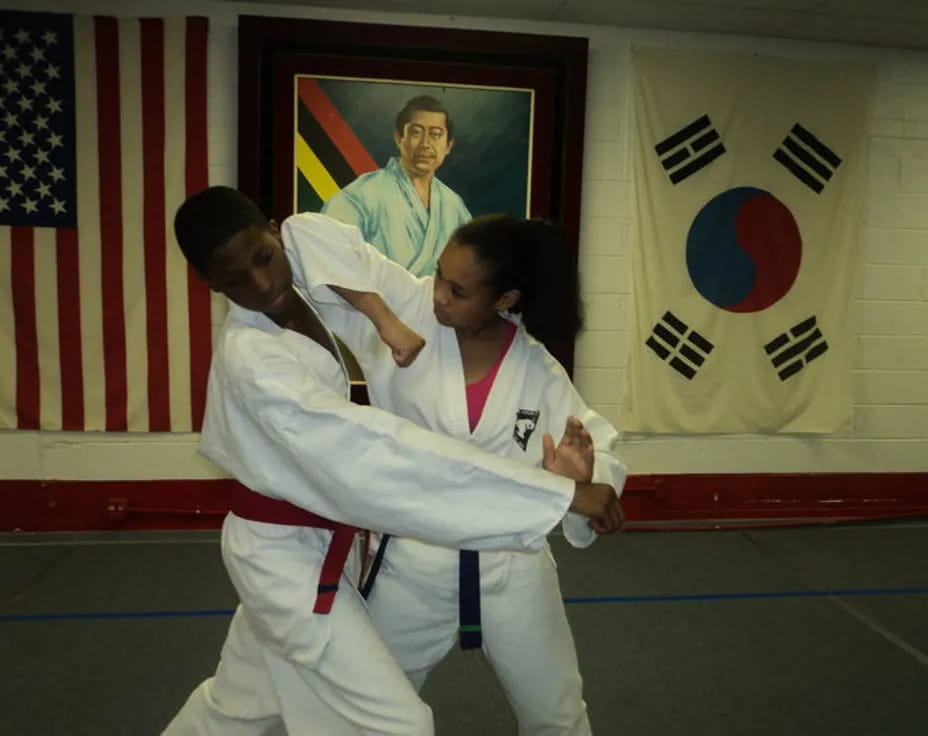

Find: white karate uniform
<box><xmin>162</xmin><ymin>257</ymin><xmax>584</xmax><ymax>735</ymax></box>
<box><xmin>284</xmin><ymin>213</ymin><xmax>626</xmax><ymax>736</ymax></box>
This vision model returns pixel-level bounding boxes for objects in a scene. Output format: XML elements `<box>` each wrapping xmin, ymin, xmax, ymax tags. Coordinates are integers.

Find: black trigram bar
<box><xmin>764</xmin><ymin>315</ymin><xmax>829</xmax><ymax>381</ymax></box>
<box><xmin>773</xmin><ymin>123</ymin><xmax>841</xmax><ymax>194</ymax></box>
<box><xmin>646</xmin><ymin>310</ymin><xmax>715</xmax><ymax>380</ymax></box>
<box><xmin>654</xmin><ymin>115</ymin><xmax>726</xmax><ymax>185</ymax></box>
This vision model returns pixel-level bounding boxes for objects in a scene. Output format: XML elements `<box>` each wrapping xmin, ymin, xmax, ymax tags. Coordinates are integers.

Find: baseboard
<box><xmin>2</xmin><ymin>473</ymin><xmax>927</xmax><ymax>532</ymax></box>
<box><xmin>620</xmin><ymin>473</ymin><xmax>928</xmax><ymax>523</ymax></box>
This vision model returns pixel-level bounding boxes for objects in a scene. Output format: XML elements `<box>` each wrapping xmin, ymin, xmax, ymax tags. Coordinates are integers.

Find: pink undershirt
<box><xmin>465</xmin><ymin>321</ymin><xmax>518</xmax><ymax>433</ymax></box>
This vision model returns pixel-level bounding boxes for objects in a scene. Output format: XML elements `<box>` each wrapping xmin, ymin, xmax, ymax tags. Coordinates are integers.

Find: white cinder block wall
<box><xmin>1</xmin><ymin>0</ymin><xmax>926</xmax><ymax>482</ymax></box>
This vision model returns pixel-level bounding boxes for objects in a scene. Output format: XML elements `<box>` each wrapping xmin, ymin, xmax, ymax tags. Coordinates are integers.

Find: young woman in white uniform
<box><xmin>286</xmin><ymin>212</ymin><xmax>627</xmax><ymax>735</ymax></box>
<box><xmin>161</xmin><ymin>188</ymin><xmax>624</xmax><ymax>736</ymax></box>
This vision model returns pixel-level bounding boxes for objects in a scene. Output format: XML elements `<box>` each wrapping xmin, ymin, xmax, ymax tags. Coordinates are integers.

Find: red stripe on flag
<box><xmin>140</xmin><ymin>19</ymin><xmax>170</xmax><ymax>431</ymax></box>
<box><xmin>94</xmin><ymin>17</ymin><xmax>128</xmax><ymax>431</ymax></box>
<box><xmin>11</xmin><ymin>228</ymin><xmax>39</xmax><ymax>430</ymax></box>
<box><xmin>56</xmin><ymin>228</ymin><xmax>84</xmax><ymax>430</ymax></box>
<box><xmin>185</xmin><ymin>17</ymin><xmax>211</xmax><ymax>432</ymax></box>
<box><xmin>297</xmin><ymin>78</ymin><xmax>378</xmax><ymax>176</ymax></box>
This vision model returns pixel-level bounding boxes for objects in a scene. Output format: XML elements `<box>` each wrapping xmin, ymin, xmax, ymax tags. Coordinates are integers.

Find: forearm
<box><xmin>329</xmin><ymin>285</ymin><xmax>392</xmax><ymax>329</ymax></box>
<box><xmin>283</xmin><ymin>213</ymin><xmax>423</xmax><ymax>319</ymax></box>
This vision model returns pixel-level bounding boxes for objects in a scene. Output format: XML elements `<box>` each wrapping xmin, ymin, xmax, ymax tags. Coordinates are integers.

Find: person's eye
<box><xmin>452</xmin><ymin>288</ymin><xmax>465</xmax><ymax>298</ymax></box>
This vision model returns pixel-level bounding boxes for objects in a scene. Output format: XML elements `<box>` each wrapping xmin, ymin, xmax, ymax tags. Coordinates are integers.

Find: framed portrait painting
<box><xmin>238</xmin><ymin>16</ymin><xmax>588</xmax><ymax>382</ymax></box>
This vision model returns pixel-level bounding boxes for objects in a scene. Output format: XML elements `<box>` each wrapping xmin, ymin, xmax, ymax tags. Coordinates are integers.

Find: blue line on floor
<box><xmin>564</xmin><ymin>586</ymin><xmax>928</xmax><ymax>604</ymax></box>
<box><xmin>3</xmin><ymin>586</ymin><xmax>928</xmax><ymax>622</ymax></box>
<box><xmin>0</xmin><ymin>609</ymin><xmax>236</xmax><ymax>622</ymax></box>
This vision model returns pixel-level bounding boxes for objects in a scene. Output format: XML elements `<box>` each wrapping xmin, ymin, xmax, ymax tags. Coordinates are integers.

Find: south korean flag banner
<box><xmin>623</xmin><ymin>48</ymin><xmax>874</xmax><ymax>433</ymax></box>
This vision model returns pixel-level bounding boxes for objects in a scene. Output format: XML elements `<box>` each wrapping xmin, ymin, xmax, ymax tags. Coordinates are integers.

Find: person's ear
<box><xmin>268</xmin><ymin>220</ymin><xmax>288</xmax><ymax>252</ymax></box>
<box><xmin>394</xmin><ymin>129</ymin><xmax>402</xmax><ymax>150</ymax></box>
<box><xmin>494</xmin><ymin>288</ymin><xmax>520</xmax><ymax>312</ymax></box>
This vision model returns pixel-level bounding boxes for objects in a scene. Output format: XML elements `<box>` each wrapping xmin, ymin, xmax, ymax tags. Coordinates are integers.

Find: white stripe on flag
<box><xmin>34</xmin><ymin>228</ymin><xmax>62</xmax><ymax>430</ymax></box>
<box><xmin>0</xmin><ymin>229</ymin><xmax>15</xmax><ymax>429</ymax></box>
<box><xmin>164</xmin><ymin>17</ymin><xmax>193</xmax><ymax>433</ymax></box>
<box><xmin>118</xmin><ymin>18</ymin><xmax>149</xmax><ymax>432</ymax></box>
<box><xmin>73</xmin><ymin>15</ymin><xmax>106</xmax><ymax>432</ymax></box>
<box><xmin>0</xmin><ymin>13</ymin><xmax>208</xmax><ymax>431</ymax></box>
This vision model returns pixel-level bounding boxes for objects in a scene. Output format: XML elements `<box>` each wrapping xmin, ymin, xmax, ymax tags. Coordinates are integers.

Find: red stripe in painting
<box><xmin>11</xmin><ymin>228</ymin><xmax>39</xmax><ymax>430</ymax></box>
<box><xmin>94</xmin><ymin>17</ymin><xmax>128</xmax><ymax>431</ymax></box>
<box><xmin>185</xmin><ymin>16</ymin><xmax>211</xmax><ymax>431</ymax></box>
<box><xmin>297</xmin><ymin>78</ymin><xmax>378</xmax><ymax>176</ymax></box>
<box><xmin>140</xmin><ymin>19</ymin><xmax>170</xmax><ymax>431</ymax></box>
<box><xmin>56</xmin><ymin>228</ymin><xmax>84</xmax><ymax>430</ymax></box>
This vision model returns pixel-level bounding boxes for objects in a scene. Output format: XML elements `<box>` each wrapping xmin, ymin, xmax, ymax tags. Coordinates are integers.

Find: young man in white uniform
<box><xmin>161</xmin><ymin>187</ymin><xmax>623</xmax><ymax>736</ymax></box>
<box><xmin>283</xmin><ymin>212</ymin><xmax>626</xmax><ymax>734</ymax></box>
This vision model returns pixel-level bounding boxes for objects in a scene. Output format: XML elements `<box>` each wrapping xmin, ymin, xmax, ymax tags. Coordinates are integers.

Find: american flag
<box><xmin>0</xmin><ymin>11</ymin><xmax>210</xmax><ymax>431</ymax></box>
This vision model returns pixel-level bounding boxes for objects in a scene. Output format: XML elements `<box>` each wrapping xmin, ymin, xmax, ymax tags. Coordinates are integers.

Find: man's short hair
<box><xmin>173</xmin><ymin>186</ymin><xmax>269</xmax><ymax>275</ymax></box>
<box><xmin>394</xmin><ymin>95</ymin><xmax>455</xmax><ymax>142</ymax></box>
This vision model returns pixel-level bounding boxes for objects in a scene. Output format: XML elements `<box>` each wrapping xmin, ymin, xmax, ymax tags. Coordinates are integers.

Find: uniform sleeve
<box><xmin>560</xmin><ymin>406</ymin><xmax>627</xmax><ymax>548</ymax></box>
<box><xmin>281</xmin><ymin>213</ymin><xmax>429</xmax><ymax>362</ymax></box>
<box><xmin>213</xmin><ymin>330</ymin><xmax>574</xmax><ymax>553</ymax></box>
<box><xmin>541</xmin><ymin>363</ymin><xmax>627</xmax><ymax>549</ymax></box>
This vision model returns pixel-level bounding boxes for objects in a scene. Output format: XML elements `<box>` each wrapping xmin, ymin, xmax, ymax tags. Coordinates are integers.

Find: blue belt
<box><xmin>458</xmin><ymin>549</ymin><xmax>482</xmax><ymax>649</ymax></box>
<box><xmin>361</xmin><ymin>537</ymin><xmax>483</xmax><ymax>650</ymax></box>
<box><xmin>360</xmin><ymin>534</ymin><xmax>391</xmax><ymax>599</ymax></box>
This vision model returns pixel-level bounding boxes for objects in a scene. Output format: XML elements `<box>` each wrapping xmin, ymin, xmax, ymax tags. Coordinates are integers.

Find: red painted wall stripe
<box><xmin>185</xmin><ymin>16</ymin><xmax>211</xmax><ymax>432</ymax></box>
<box><xmin>56</xmin><ymin>228</ymin><xmax>84</xmax><ymax>430</ymax></box>
<box><xmin>11</xmin><ymin>227</ymin><xmax>39</xmax><ymax>430</ymax></box>
<box><xmin>140</xmin><ymin>19</ymin><xmax>170</xmax><ymax>431</ymax></box>
<box><xmin>94</xmin><ymin>17</ymin><xmax>128</xmax><ymax>431</ymax></box>
<box><xmin>2</xmin><ymin>474</ymin><xmax>926</xmax><ymax>533</ymax></box>
<box><xmin>297</xmin><ymin>78</ymin><xmax>378</xmax><ymax>176</ymax></box>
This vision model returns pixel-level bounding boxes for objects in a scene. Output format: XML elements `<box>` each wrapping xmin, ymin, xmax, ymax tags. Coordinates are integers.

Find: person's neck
<box><xmin>268</xmin><ymin>295</ymin><xmax>341</xmax><ymax>364</ymax></box>
<box><xmin>266</xmin><ymin>293</ymin><xmax>303</xmax><ymax>328</ymax></box>
<box><xmin>399</xmin><ymin>162</ymin><xmax>434</xmax><ymax>208</ymax></box>
<box><xmin>455</xmin><ymin>314</ymin><xmax>510</xmax><ymax>347</ymax></box>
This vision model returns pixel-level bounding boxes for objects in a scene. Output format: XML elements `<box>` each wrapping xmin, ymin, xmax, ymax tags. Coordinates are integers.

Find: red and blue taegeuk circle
<box><xmin>686</xmin><ymin>187</ymin><xmax>801</xmax><ymax>313</ymax></box>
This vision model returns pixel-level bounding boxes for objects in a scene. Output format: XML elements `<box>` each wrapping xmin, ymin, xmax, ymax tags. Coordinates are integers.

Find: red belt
<box><xmin>229</xmin><ymin>481</ymin><xmax>359</xmax><ymax>615</ymax></box>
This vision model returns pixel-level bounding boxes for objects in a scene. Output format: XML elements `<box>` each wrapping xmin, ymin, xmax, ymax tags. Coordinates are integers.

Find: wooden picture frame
<box><xmin>237</xmin><ymin>15</ymin><xmax>588</xmax><ymax>379</ymax></box>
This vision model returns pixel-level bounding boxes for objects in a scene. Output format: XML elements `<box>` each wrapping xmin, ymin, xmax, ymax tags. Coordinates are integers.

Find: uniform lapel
<box><xmin>470</xmin><ymin>322</ymin><xmax>525</xmax><ymax>452</ymax></box>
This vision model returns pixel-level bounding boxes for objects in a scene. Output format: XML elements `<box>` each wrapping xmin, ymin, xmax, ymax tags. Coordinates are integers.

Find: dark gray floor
<box><xmin>2</xmin><ymin>521</ymin><xmax>927</xmax><ymax>735</ymax></box>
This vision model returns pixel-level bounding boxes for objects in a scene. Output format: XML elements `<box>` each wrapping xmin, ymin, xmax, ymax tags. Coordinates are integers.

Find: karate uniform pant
<box><xmin>162</xmin><ymin>517</ymin><xmax>433</xmax><ymax>736</ymax></box>
<box><xmin>367</xmin><ymin>548</ymin><xmax>592</xmax><ymax>736</ymax></box>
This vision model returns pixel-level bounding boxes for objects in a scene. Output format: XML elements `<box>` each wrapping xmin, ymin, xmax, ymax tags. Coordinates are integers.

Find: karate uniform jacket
<box><xmin>196</xmin><ymin>262</ymin><xmax>591</xmax><ymax>666</ymax></box>
<box><xmin>283</xmin><ymin>213</ymin><xmax>626</xmax><ymax>592</ymax></box>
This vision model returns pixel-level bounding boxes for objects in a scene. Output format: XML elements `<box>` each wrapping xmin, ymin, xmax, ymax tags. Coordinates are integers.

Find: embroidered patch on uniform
<box><xmin>513</xmin><ymin>409</ymin><xmax>540</xmax><ymax>451</ymax></box>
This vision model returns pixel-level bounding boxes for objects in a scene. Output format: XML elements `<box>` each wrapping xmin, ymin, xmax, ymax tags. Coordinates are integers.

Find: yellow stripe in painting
<box><xmin>296</xmin><ymin>135</ymin><xmax>340</xmax><ymax>203</ymax></box>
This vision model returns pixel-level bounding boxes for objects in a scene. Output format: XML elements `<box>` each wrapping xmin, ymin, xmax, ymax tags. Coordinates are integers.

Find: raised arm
<box><xmin>327</xmin><ymin>286</ymin><xmax>425</xmax><ymax>368</ymax></box>
<box><xmin>281</xmin><ymin>212</ymin><xmax>433</xmax><ymax>370</ymax></box>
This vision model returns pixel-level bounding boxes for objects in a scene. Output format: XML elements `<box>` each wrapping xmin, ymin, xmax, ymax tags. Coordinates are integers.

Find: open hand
<box><xmin>542</xmin><ymin>416</ymin><xmax>594</xmax><ymax>482</ymax></box>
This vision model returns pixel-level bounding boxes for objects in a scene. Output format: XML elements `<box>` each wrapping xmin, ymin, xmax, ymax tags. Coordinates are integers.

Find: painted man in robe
<box><xmin>322</xmin><ymin>95</ymin><xmax>471</xmax><ymax>276</ymax></box>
